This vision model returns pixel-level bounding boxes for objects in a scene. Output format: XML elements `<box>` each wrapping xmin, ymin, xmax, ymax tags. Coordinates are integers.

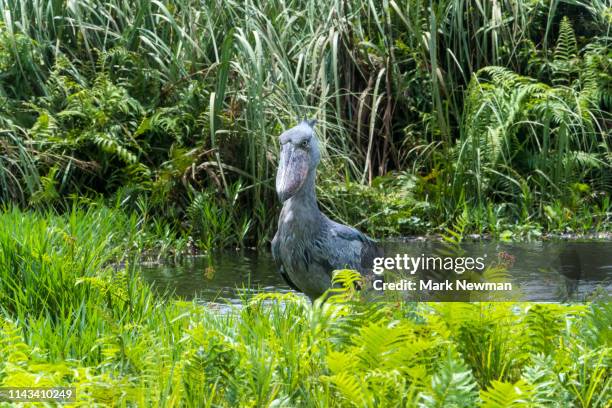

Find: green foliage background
<box><xmin>0</xmin><ymin>2</ymin><xmax>610</xmax><ymax>405</ymax></box>
<box><xmin>0</xmin><ymin>0</ymin><xmax>610</xmax><ymax>246</ymax></box>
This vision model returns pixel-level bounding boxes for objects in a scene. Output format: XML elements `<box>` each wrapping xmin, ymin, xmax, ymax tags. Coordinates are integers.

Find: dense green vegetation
<box><xmin>0</xmin><ymin>208</ymin><xmax>609</xmax><ymax>406</ymax></box>
<box><xmin>0</xmin><ymin>2</ymin><xmax>610</xmax><ymax>406</ymax></box>
<box><xmin>1</xmin><ymin>0</ymin><xmax>610</xmax><ymax>247</ymax></box>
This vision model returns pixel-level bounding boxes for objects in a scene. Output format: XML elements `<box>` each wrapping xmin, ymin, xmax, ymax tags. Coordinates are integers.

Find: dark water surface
<box><xmin>141</xmin><ymin>240</ymin><xmax>611</xmax><ymax>303</ymax></box>
<box><xmin>141</xmin><ymin>251</ymin><xmax>293</xmax><ymax>305</ymax></box>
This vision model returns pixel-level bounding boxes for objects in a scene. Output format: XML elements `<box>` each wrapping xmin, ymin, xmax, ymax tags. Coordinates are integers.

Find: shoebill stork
<box><xmin>271</xmin><ymin>120</ymin><xmax>380</xmax><ymax>300</ymax></box>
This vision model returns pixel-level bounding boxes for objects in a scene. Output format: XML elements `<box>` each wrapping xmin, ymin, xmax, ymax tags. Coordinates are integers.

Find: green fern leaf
<box><xmin>480</xmin><ymin>379</ymin><xmax>535</xmax><ymax>407</ymax></box>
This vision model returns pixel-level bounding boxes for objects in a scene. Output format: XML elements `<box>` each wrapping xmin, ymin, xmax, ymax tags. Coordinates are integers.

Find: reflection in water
<box><xmin>140</xmin><ymin>241</ymin><xmax>611</xmax><ymax>303</ymax></box>
<box><xmin>140</xmin><ymin>251</ymin><xmax>294</xmax><ymax>304</ymax></box>
<box><xmin>559</xmin><ymin>247</ymin><xmax>582</xmax><ymax>297</ymax></box>
<box><xmin>381</xmin><ymin>240</ymin><xmax>611</xmax><ymax>302</ymax></box>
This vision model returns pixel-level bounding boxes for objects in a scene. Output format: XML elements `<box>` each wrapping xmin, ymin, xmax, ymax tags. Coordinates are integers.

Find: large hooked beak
<box><xmin>276</xmin><ymin>144</ymin><xmax>309</xmax><ymax>202</ymax></box>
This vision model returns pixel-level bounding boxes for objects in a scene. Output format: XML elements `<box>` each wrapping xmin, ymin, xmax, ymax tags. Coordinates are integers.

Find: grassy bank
<box><xmin>0</xmin><ymin>207</ymin><xmax>610</xmax><ymax>406</ymax></box>
<box><xmin>1</xmin><ymin>0</ymin><xmax>610</xmax><ymax>247</ymax></box>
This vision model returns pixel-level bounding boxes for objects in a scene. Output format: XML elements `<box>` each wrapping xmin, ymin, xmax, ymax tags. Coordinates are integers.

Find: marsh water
<box><xmin>141</xmin><ymin>240</ymin><xmax>612</xmax><ymax>304</ymax></box>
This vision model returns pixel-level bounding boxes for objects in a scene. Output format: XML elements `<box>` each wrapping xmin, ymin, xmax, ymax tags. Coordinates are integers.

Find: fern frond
<box><xmin>91</xmin><ymin>133</ymin><xmax>138</xmax><ymax>164</ymax></box>
<box><xmin>419</xmin><ymin>352</ymin><xmax>479</xmax><ymax>407</ymax></box>
<box><xmin>322</xmin><ymin>370</ymin><xmax>369</xmax><ymax>406</ymax></box>
<box><xmin>331</xmin><ymin>269</ymin><xmax>363</xmax><ymax>291</ymax></box>
<box><xmin>522</xmin><ymin>354</ymin><xmax>571</xmax><ymax>406</ymax></box>
<box><xmin>552</xmin><ymin>17</ymin><xmax>578</xmax><ymax>86</ymax></box>
<box><xmin>480</xmin><ymin>379</ymin><xmax>535</xmax><ymax>407</ymax></box>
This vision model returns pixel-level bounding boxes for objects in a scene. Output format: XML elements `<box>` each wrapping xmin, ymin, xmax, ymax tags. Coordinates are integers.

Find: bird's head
<box><xmin>276</xmin><ymin>119</ymin><xmax>320</xmax><ymax>203</ymax></box>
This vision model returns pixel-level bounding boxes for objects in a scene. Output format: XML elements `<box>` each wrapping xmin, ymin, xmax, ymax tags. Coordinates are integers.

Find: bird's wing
<box><xmin>330</xmin><ymin>221</ymin><xmax>372</xmax><ymax>242</ymax></box>
<box><xmin>271</xmin><ymin>231</ymin><xmax>301</xmax><ymax>292</ymax></box>
<box><xmin>316</xmin><ymin>222</ymin><xmax>383</xmax><ymax>295</ymax></box>
<box><xmin>313</xmin><ymin>221</ymin><xmax>376</xmax><ymax>275</ymax></box>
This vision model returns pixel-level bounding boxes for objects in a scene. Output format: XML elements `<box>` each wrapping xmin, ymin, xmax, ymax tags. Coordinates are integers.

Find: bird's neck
<box><xmin>295</xmin><ymin>171</ymin><xmax>317</xmax><ymax>205</ymax></box>
<box><xmin>282</xmin><ymin>171</ymin><xmax>320</xmax><ymax>220</ymax></box>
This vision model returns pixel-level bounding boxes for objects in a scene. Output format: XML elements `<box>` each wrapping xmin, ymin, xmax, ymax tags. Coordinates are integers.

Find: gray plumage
<box><xmin>271</xmin><ymin>120</ymin><xmax>379</xmax><ymax>300</ymax></box>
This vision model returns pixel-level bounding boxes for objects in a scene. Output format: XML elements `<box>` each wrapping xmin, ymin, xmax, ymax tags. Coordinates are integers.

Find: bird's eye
<box><xmin>300</xmin><ymin>140</ymin><xmax>310</xmax><ymax>149</ymax></box>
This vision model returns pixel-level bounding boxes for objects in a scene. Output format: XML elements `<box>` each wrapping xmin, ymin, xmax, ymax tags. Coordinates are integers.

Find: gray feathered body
<box><xmin>272</xmin><ymin>195</ymin><xmax>378</xmax><ymax>299</ymax></box>
<box><xmin>271</xmin><ymin>120</ymin><xmax>379</xmax><ymax>300</ymax></box>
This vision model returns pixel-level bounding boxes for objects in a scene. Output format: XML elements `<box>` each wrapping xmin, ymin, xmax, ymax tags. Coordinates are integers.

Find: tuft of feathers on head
<box><xmin>295</xmin><ymin>117</ymin><xmax>317</xmax><ymax>128</ymax></box>
<box><xmin>298</xmin><ymin>118</ymin><xmax>317</xmax><ymax>128</ymax></box>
